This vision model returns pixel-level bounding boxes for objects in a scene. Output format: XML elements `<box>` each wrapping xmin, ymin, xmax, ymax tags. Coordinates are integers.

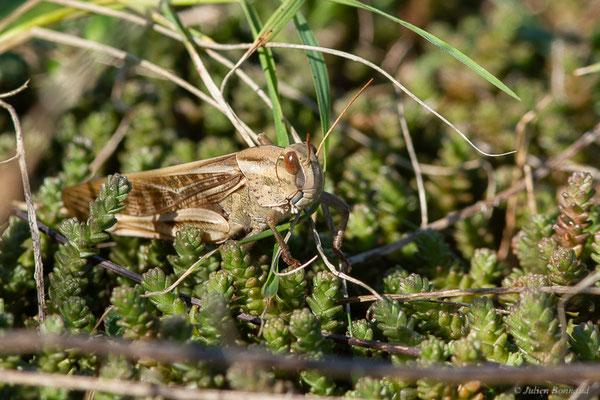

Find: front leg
<box><xmin>319</xmin><ymin>191</ymin><xmax>351</xmax><ymax>269</ymax></box>
<box><xmin>266</xmin><ymin>209</ymin><xmax>302</xmax><ymax>268</ymax></box>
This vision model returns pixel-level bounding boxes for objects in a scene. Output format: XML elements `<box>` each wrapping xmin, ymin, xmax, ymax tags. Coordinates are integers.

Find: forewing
<box><xmin>62</xmin><ymin>153</ymin><xmax>245</xmax><ymax>218</ymax></box>
<box><xmin>62</xmin><ymin>179</ymin><xmax>104</xmax><ymax>221</ymax></box>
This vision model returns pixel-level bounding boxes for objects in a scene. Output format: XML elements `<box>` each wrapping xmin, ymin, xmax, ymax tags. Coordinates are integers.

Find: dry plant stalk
<box><xmin>0</xmin><ymin>82</ymin><xmax>46</xmax><ymax>323</ymax></box>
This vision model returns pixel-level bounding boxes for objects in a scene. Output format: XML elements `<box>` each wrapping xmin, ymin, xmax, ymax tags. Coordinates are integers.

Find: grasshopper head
<box><xmin>276</xmin><ymin>137</ymin><xmax>324</xmax><ymax>213</ymax></box>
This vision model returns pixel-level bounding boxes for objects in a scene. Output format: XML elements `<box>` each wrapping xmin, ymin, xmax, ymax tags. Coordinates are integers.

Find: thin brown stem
<box><xmin>341</xmin><ymin>285</ymin><xmax>600</xmax><ymax>304</ymax></box>
<box><xmin>498</xmin><ymin>95</ymin><xmax>551</xmax><ymax>259</ymax></box>
<box><xmin>395</xmin><ymin>88</ymin><xmax>427</xmax><ymax>226</ymax></box>
<box><xmin>29</xmin><ymin>27</ymin><xmax>219</xmax><ymax>109</ymax></box>
<box><xmin>0</xmin><ymin>82</ymin><xmax>46</xmax><ymax>324</ymax></box>
<box><xmin>172</xmin><ymin>13</ymin><xmax>258</xmax><ymax>147</ymax></box>
<box><xmin>0</xmin><ymin>332</ymin><xmax>599</xmax><ymax>384</ymax></box>
<box><xmin>0</xmin><ymin>0</ymin><xmax>41</xmax><ymax>32</ymax></box>
<box><xmin>86</xmin><ymin>107</ymin><xmax>138</xmax><ymax>181</ymax></box>
<box><xmin>524</xmin><ymin>164</ymin><xmax>538</xmax><ymax>214</ymax></box>
<box><xmin>0</xmin><ymin>369</ymin><xmax>316</xmax><ymax>400</ymax></box>
<box><xmin>0</xmin><ymin>154</ymin><xmax>18</xmax><ymax>165</ymax></box>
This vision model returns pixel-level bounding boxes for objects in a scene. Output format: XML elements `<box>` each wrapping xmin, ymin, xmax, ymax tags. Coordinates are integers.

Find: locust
<box><xmin>61</xmin><ymin>134</ymin><xmax>350</xmax><ymax>268</ymax></box>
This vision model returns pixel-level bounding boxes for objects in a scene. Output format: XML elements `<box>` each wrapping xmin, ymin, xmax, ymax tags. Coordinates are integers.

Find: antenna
<box><xmin>316</xmin><ymin>78</ymin><xmax>374</xmax><ymax>157</ymax></box>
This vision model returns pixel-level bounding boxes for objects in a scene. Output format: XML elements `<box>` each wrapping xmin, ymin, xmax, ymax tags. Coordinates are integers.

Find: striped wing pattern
<box><xmin>62</xmin><ymin>153</ymin><xmax>244</xmax><ymax>219</ymax></box>
<box><xmin>124</xmin><ymin>172</ymin><xmax>243</xmax><ymax>216</ymax></box>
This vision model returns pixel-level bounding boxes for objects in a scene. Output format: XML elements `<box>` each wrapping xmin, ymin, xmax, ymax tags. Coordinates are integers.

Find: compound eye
<box><xmin>284</xmin><ymin>151</ymin><xmax>300</xmax><ymax>175</ymax></box>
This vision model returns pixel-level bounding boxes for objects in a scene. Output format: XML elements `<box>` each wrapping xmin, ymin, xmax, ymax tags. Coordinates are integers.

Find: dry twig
<box><xmin>0</xmin><ymin>0</ymin><xmax>41</xmax><ymax>32</ymax></box>
<box><xmin>0</xmin><ymin>82</ymin><xmax>46</xmax><ymax>323</ymax></box>
<box><xmin>395</xmin><ymin>89</ymin><xmax>427</xmax><ymax>226</ymax></box>
<box><xmin>498</xmin><ymin>95</ymin><xmax>551</xmax><ymax>259</ymax></box>
<box><xmin>0</xmin><ymin>331</ymin><xmax>599</xmax><ymax>385</ymax></box>
<box><xmin>86</xmin><ymin>107</ymin><xmax>138</xmax><ymax>181</ymax></box>
<box><xmin>0</xmin><ymin>369</ymin><xmax>317</xmax><ymax>400</ymax></box>
<box><xmin>29</xmin><ymin>27</ymin><xmax>219</xmax><ymax>109</ymax></box>
<box><xmin>341</xmin><ymin>285</ymin><xmax>600</xmax><ymax>304</ymax></box>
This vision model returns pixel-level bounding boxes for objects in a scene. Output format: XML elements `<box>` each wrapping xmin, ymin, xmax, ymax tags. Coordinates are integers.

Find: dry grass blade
<box><xmin>0</xmin><ymin>0</ymin><xmax>41</xmax><ymax>32</ymax></box>
<box><xmin>0</xmin><ymin>81</ymin><xmax>46</xmax><ymax>324</ymax></box>
<box><xmin>341</xmin><ymin>285</ymin><xmax>600</xmax><ymax>304</ymax></box>
<box><xmin>164</xmin><ymin>5</ymin><xmax>258</xmax><ymax>147</ymax></box>
<box><xmin>268</xmin><ymin>43</ymin><xmax>516</xmax><ymax>157</ymax></box>
<box><xmin>85</xmin><ymin>107</ymin><xmax>138</xmax><ymax>181</ymax></box>
<box><xmin>29</xmin><ymin>27</ymin><xmax>218</xmax><ymax>108</ymax></box>
<box><xmin>40</xmin><ymin>0</ymin><xmax>302</xmax><ymax>142</ymax></box>
<box><xmin>0</xmin><ymin>369</ymin><xmax>318</xmax><ymax>400</ymax></box>
<box><xmin>395</xmin><ymin>89</ymin><xmax>427</xmax><ymax>226</ymax></box>
<box><xmin>309</xmin><ymin>218</ymin><xmax>384</xmax><ymax>300</ymax></box>
<box><xmin>0</xmin><ymin>331</ymin><xmax>600</xmax><ymax>385</ymax></box>
<box><xmin>273</xmin><ymin>255</ymin><xmax>318</xmax><ymax>277</ymax></box>
<box><xmin>194</xmin><ymin>41</ymin><xmax>515</xmax><ymax>157</ymax></box>
<box><xmin>151</xmin><ymin>12</ymin><xmax>303</xmax><ymax>144</ymax></box>
<box><xmin>220</xmin><ymin>30</ymin><xmax>273</xmax><ymax>95</ymax></box>
<box><xmin>20</xmin><ymin>24</ymin><xmax>260</xmax><ymax>149</ymax></box>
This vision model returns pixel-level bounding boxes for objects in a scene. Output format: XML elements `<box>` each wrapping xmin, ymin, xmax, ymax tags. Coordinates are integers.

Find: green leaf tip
<box><xmin>328</xmin><ymin>0</ymin><xmax>521</xmax><ymax>100</ymax></box>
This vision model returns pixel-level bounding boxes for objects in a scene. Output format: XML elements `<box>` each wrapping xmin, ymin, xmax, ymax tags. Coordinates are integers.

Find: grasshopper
<box><xmin>62</xmin><ymin>134</ymin><xmax>349</xmax><ymax>268</ymax></box>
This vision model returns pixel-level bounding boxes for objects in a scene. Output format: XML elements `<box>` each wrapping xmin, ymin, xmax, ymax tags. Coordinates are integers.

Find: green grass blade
<box><xmin>293</xmin><ymin>12</ymin><xmax>331</xmax><ymax>170</ymax></box>
<box><xmin>257</xmin><ymin>0</ymin><xmax>305</xmax><ymax>39</ymax></box>
<box><xmin>329</xmin><ymin>0</ymin><xmax>520</xmax><ymax>100</ymax></box>
<box><xmin>239</xmin><ymin>0</ymin><xmax>290</xmax><ymax>146</ymax></box>
<box><xmin>263</xmin><ymin>245</ymin><xmax>280</xmax><ymax>298</ymax></box>
<box><xmin>0</xmin><ymin>0</ymin><xmax>216</xmax><ymax>50</ymax></box>
<box><xmin>0</xmin><ymin>3</ymin><xmax>73</xmax><ymax>50</ymax></box>
<box><xmin>575</xmin><ymin>62</ymin><xmax>600</xmax><ymax>76</ymax></box>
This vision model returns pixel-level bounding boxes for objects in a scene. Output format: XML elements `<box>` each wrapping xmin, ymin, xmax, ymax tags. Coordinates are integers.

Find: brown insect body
<box><xmin>62</xmin><ymin>135</ymin><xmax>325</xmax><ymax>255</ymax></box>
<box><xmin>63</xmin><ymin>79</ymin><xmax>378</xmax><ymax>288</ymax></box>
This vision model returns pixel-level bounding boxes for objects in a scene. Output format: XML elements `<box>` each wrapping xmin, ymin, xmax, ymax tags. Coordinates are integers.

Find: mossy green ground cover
<box><xmin>0</xmin><ymin>1</ymin><xmax>599</xmax><ymax>398</ymax></box>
